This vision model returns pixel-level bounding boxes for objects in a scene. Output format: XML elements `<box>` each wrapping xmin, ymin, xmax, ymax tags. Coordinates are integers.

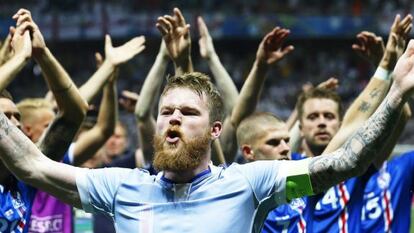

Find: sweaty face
<box><xmin>252</xmin><ymin>124</ymin><xmax>291</xmax><ymax>161</ymax></box>
<box><xmin>0</xmin><ymin>98</ymin><xmax>21</xmax><ymax>129</ymax></box>
<box><xmin>300</xmin><ymin>98</ymin><xmax>340</xmax><ymax>149</ymax></box>
<box><xmin>154</xmin><ymin>87</ymin><xmax>212</xmax><ymax>171</ymax></box>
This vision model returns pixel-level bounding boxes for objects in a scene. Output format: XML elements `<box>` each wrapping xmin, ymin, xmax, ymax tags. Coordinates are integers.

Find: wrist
<box><xmin>373</xmin><ymin>66</ymin><xmax>391</xmax><ymax>81</ymax></box>
<box><xmin>254</xmin><ymin>59</ymin><xmax>269</xmax><ymax>72</ymax></box>
<box><xmin>379</xmin><ymin>52</ymin><xmax>396</xmax><ymax>71</ymax></box>
<box><xmin>32</xmin><ymin>46</ymin><xmax>48</xmax><ymax>61</ymax></box>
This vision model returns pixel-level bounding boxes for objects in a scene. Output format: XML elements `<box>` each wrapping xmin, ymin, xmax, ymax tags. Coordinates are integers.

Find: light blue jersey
<box><xmin>76</xmin><ymin>161</ymin><xmax>291</xmax><ymax>233</ymax></box>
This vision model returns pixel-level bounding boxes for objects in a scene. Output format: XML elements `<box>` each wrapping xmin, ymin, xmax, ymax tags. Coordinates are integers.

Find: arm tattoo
<box><xmin>309</xmin><ymin>94</ymin><xmax>402</xmax><ymax>193</ymax></box>
<box><xmin>369</xmin><ymin>88</ymin><xmax>381</xmax><ymax>98</ymax></box>
<box><xmin>358</xmin><ymin>101</ymin><xmax>371</xmax><ymax>113</ymax></box>
<box><xmin>38</xmin><ymin>116</ymin><xmax>80</xmax><ymax>161</ymax></box>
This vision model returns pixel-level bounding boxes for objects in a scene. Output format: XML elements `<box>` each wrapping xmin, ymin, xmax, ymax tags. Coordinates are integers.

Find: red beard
<box><xmin>153</xmin><ymin>126</ymin><xmax>211</xmax><ymax>172</ymax></box>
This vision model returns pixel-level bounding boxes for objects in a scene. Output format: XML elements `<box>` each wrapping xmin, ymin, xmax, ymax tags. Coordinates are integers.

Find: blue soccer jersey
<box><xmin>0</xmin><ymin>179</ymin><xmax>36</xmax><ymax>233</ymax></box>
<box><xmin>262</xmin><ymin>197</ymin><xmax>307</xmax><ymax>233</ymax></box>
<box><xmin>292</xmin><ymin>153</ymin><xmax>369</xmax><ymax>233</ymax></box>
<box><xmin>361</xmin><ymin>151</ymin><xmax>414</xmax><ymax>233</ymax></box>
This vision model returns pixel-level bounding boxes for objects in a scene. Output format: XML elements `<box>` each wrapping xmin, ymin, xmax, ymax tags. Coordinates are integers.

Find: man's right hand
<box><xmin>256</xmin><ymin>27</ymin><xmax>294</xmax><ymax>67</ymax></box>
<box><xmin>156</xmin><ymin>8</ymin><xmax>191</xmax><ymax>65</ymax></box>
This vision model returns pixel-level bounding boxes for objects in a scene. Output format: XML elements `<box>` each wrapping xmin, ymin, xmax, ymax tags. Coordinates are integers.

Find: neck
<box><xmin>163</xmin><ymin>160</ymin><xmax>210</xmax><ymax>183</ymax></box>
<box><xmin>302</xmin><ymin>141</ymin><xmax>326</xmax><ymax>157</ymax></box>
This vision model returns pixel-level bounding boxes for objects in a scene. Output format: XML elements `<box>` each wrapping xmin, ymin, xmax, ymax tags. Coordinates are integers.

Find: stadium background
<box><xmin>0</xmin><ymin>0</ymin><xmax>414</xmax><ymax>232</ymax></box>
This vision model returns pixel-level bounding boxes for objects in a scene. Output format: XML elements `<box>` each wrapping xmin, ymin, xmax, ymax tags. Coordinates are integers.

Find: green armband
<box><xmin>281</xmin><ymin>159</ymin><xmax>314</xmax><ymax>201</ymax></box>
<box><xmin>286</xmin><ymin>173</ymin><xmax>314</xmax><ymax>201</ymax></box>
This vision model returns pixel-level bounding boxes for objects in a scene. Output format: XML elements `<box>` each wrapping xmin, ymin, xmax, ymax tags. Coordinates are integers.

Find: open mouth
<box><xmin>166</xmin><ymin>130</ymin><xmax>181</xmax><ymax>143</ymax></box>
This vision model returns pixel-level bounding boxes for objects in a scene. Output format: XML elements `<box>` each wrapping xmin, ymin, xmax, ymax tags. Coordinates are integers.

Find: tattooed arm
<box><xmin>0</xmin><ymin>111</ymin><xmax>82</xmax><ymax>208</ymax></box>
<box><xmin>308</xmin><ymin>39</ymin><xmax>414</xmax><ymax>194</ymax></box>
<box><xmin>323</xmin><ymin>15</ymin><xmax>412</xmax><ymax>156</ymax></box>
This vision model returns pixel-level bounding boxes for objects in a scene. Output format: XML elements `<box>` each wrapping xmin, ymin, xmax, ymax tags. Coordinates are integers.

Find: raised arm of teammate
<box><xmin>223</xmin><ymin>27</ymin><xmax>294</xmax><ymax>163</ymax></box>
<box><xmin>157</xmin><ymin>7</ymin><xmax>192</xmax><ymax>74</ymax></box>
<box><xmin>12</xmin><ymin>9</ymin><xmax>88</xmax><ymax>161</ymax></box>
<box><xmin>0</xmin><ymin>27</ymin><xmax>31</xmax><ymax>91</ymax></box>
<box><xmin>323</xmin><ymin>14</ymin><xmax>413</xmax><ymax>164</ymax></box>
<box><xmin>135</xmin><ymin>41</ymin><xmax>169</xmax><ymax>165</ymax></box>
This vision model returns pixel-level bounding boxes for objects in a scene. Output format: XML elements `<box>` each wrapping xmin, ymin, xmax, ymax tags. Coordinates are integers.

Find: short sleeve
<box><xmin>76</xmin><ymin>167</ymin><xmax>134</xmax><ymax>215</ymax></box>
<box><xmin>235</xmin><ymin>161</ymin><xmax>287</xmax><ymax>204</ymax></box>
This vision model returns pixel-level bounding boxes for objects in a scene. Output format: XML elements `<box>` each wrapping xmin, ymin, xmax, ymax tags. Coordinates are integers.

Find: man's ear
<box><xmin>210</xmin><ymin>121</ymin><xmax>222</xmax><ymax>139</ymax></box>
<box><xmin>241</xmin><ymin>144</ymin><xmax>255</xmax><ymax>161</ymax></box>
<box><xmin>22</xmin><ymin>125</ymin><xmax>33</xmax><ymax>139</ymax></box>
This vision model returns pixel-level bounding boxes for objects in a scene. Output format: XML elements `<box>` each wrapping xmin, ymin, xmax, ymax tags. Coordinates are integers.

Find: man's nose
<box><xmin>169</xmin><ymin>109</ymin><xmax>182</xmax><ymax>126</ymax></box>
<box><xmin>279</xmin><ymin>139</ymin><xmax>290</xmax><ymax>155</ymax></box>
<box><xmin>316</xmin><ymin>116</ymin><xmax>327</xmax><ymax>128</ymax></box>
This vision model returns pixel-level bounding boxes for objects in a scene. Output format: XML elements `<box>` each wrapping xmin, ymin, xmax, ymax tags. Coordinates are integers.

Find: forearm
<box><xmin>211</xmin><ymin>139</ymin><xmax>226</xmax><ymax>165</ymax></box>
<box><xmin>219</xmin><ymin>117</ymin><xmax>239</xmax><ymax>163</ymax></box>
<box><xmin>230</xmin><ymin>60</ymin><xmax>267</xmax><ymax>126</ymax></box>
<box><xmin>73</xmin><ymin>81</ymin><xmax>117</xmax><ymax>165</ymax></box>
<box><xmin>137</xmin><ymin>119</ymin><xmax>156</xmax><ymax>164</ymax></box>
<box><xmin>0</xmin><ymin>112</ymin><xmax>81</xmax><ymax>207</ymax></box>
<box><xmin>135</xmin><ymin>53</ymin><xmax>168</xmax><ymax>121</ymax></box>
<box><xmin>373</xmin><ymin>103</ymin><xmax>410</xmax><ymax>168</ymax></box>
<box><xmin>97</xmin><ymin>80</ymin><xmax>117</xmax><ymax>137</ymax></box>
<box><xmin>0</xmin><ymin>55</ymin><xmax>28</xmax><ymax>91</ymax></box>
<box><xmin>309</xmin><ymin>84</ymin><xmax>405</xmax><ymax>193</ymax></box>
<box><xmin>324</xmin><ymin>75</ymin><xmax>391</xmax><ymax>154</ymax></box>
<box><xmin>288</xmin><ymin>121</ymin><xmax>302</xmax><ymax>154</ymax></box>
<box><xmin>174</xmin><ymin>56</ymin><xmax>193</xmax><ymax>75</ymax></box>
<box><xmin>79</xmin><ymin>60</ymin><xmax>116</xmax><ymax>103</ymax></box>
<box><xmin>207</xmin><ymin>54</ymin><xmax>239</xmax><ymax>115</ymax></box>
<box><xmin>35</xmin><ymin>48</ymin><xmax>87</xmax><ymax>121</ymax></box>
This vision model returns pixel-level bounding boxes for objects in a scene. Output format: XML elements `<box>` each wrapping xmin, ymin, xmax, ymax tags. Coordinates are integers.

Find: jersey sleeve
<box><xmin>237</xmin><ymin>159</ymin><xmax>313</xmax><ymax>204</ymax></box>
<box><xmin>76</xmin><ymin>167</ymin><xmax>134</xmax><ymax>215</ymax></box>
<box><xmin>236</xmin><ymin>160</ymin><xmax>287</xmax><ymax>205</ymax></box>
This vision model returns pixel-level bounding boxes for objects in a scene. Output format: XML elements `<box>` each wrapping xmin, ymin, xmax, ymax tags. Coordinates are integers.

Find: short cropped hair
<box><xmin>236</xmin><ymin>112</ymin><xmax>285</xmax><ymax>146</ymax></box>
<box><xmin>296</xmin><ymin>87</ymin><xmax>343</xmax><ymax>121</ymax></box>
<box><xmin>17</xmin><ymin>98</ymin><xmax>54</xmax><ymax>123</ymax></box>
<box><xmin>161</xmin><ymin>72</ymin><xmax>224</xmax><ymax>123</ymax></box>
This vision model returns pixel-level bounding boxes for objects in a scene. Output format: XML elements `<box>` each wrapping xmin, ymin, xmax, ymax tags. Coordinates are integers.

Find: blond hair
<box><xmin>161</xmin><ymin>72</ymin><xmax>224</xmax><ymax>123</ymax></box>
<box><xmin>236</xmin><ymin>112</ymin><xmax>284</xmax><ymax>146</ymax></box>
<box><xmin>17</xmin><ymin>98</ymin><xmax>54</xmax><ymax>124</ymax></box>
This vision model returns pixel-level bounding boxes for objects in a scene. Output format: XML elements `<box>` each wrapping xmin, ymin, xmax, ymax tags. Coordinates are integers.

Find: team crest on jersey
<box><xmin>376</xmin><ymin>170</ymin><xmax>390</xmax><ymax>190</ymax></box>
<box><xmin>11</xmin><ymin>192</ymin><xmax>25</xmax><ymax>210</ymax></box>
<box><xmin>290</xmin><ymin>198</ymin><xmax>306</xmax><ymax>211</ymax></box>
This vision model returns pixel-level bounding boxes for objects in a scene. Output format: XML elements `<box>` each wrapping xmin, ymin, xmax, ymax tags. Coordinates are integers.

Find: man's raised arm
<box><xmin>223</xmin><ymin>27</ymin><xmax>293</xmax><ymax>163</ymax></box>
<box><xmin>307</xmin><ymin>39</ymin><xmax>414</xmax><ymax>194</ymax></box>
<box><xmin>13</xmin><ymin>9</ymin><xmax>88</xmax><ymax>160</ymax></box>
<box><xmin>197</xmin><ymin>16</ymin><xmax>239</xmax><ymax>116</ymax></box>
<box><xmin>79</xmin><ymin>35</ymin><xmax>145</xmax><ymax>103</ymax></box>
<box><xmin>323</xmin><ymin>14</ymin><xmax>412</xmax><ymax>161</ymax></box>
<box><xmin>0</xmin><ymin>110</ymin><xmax>82</xmax><ymax>208</ymax></box>
<box><xmin>0</xmin><ymin>27</ymin><xmax>31</xmax><ymax>90</ymax></box>
<box><xmin>157</xmin><ymin>7</ymin><xmax>192</xmax><ymax>74</ymax></box>
<box><xmin>135</xmin><ymin>40</ymin><xmax>169</xmax><ymax>164</ymax></box>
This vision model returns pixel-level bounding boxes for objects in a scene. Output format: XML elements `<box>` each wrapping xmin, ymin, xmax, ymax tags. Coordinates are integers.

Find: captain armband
<box><xmin>281</xmin><ymin>159</ymin><xmax>314</xmax><ymax>201</ymax></box>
